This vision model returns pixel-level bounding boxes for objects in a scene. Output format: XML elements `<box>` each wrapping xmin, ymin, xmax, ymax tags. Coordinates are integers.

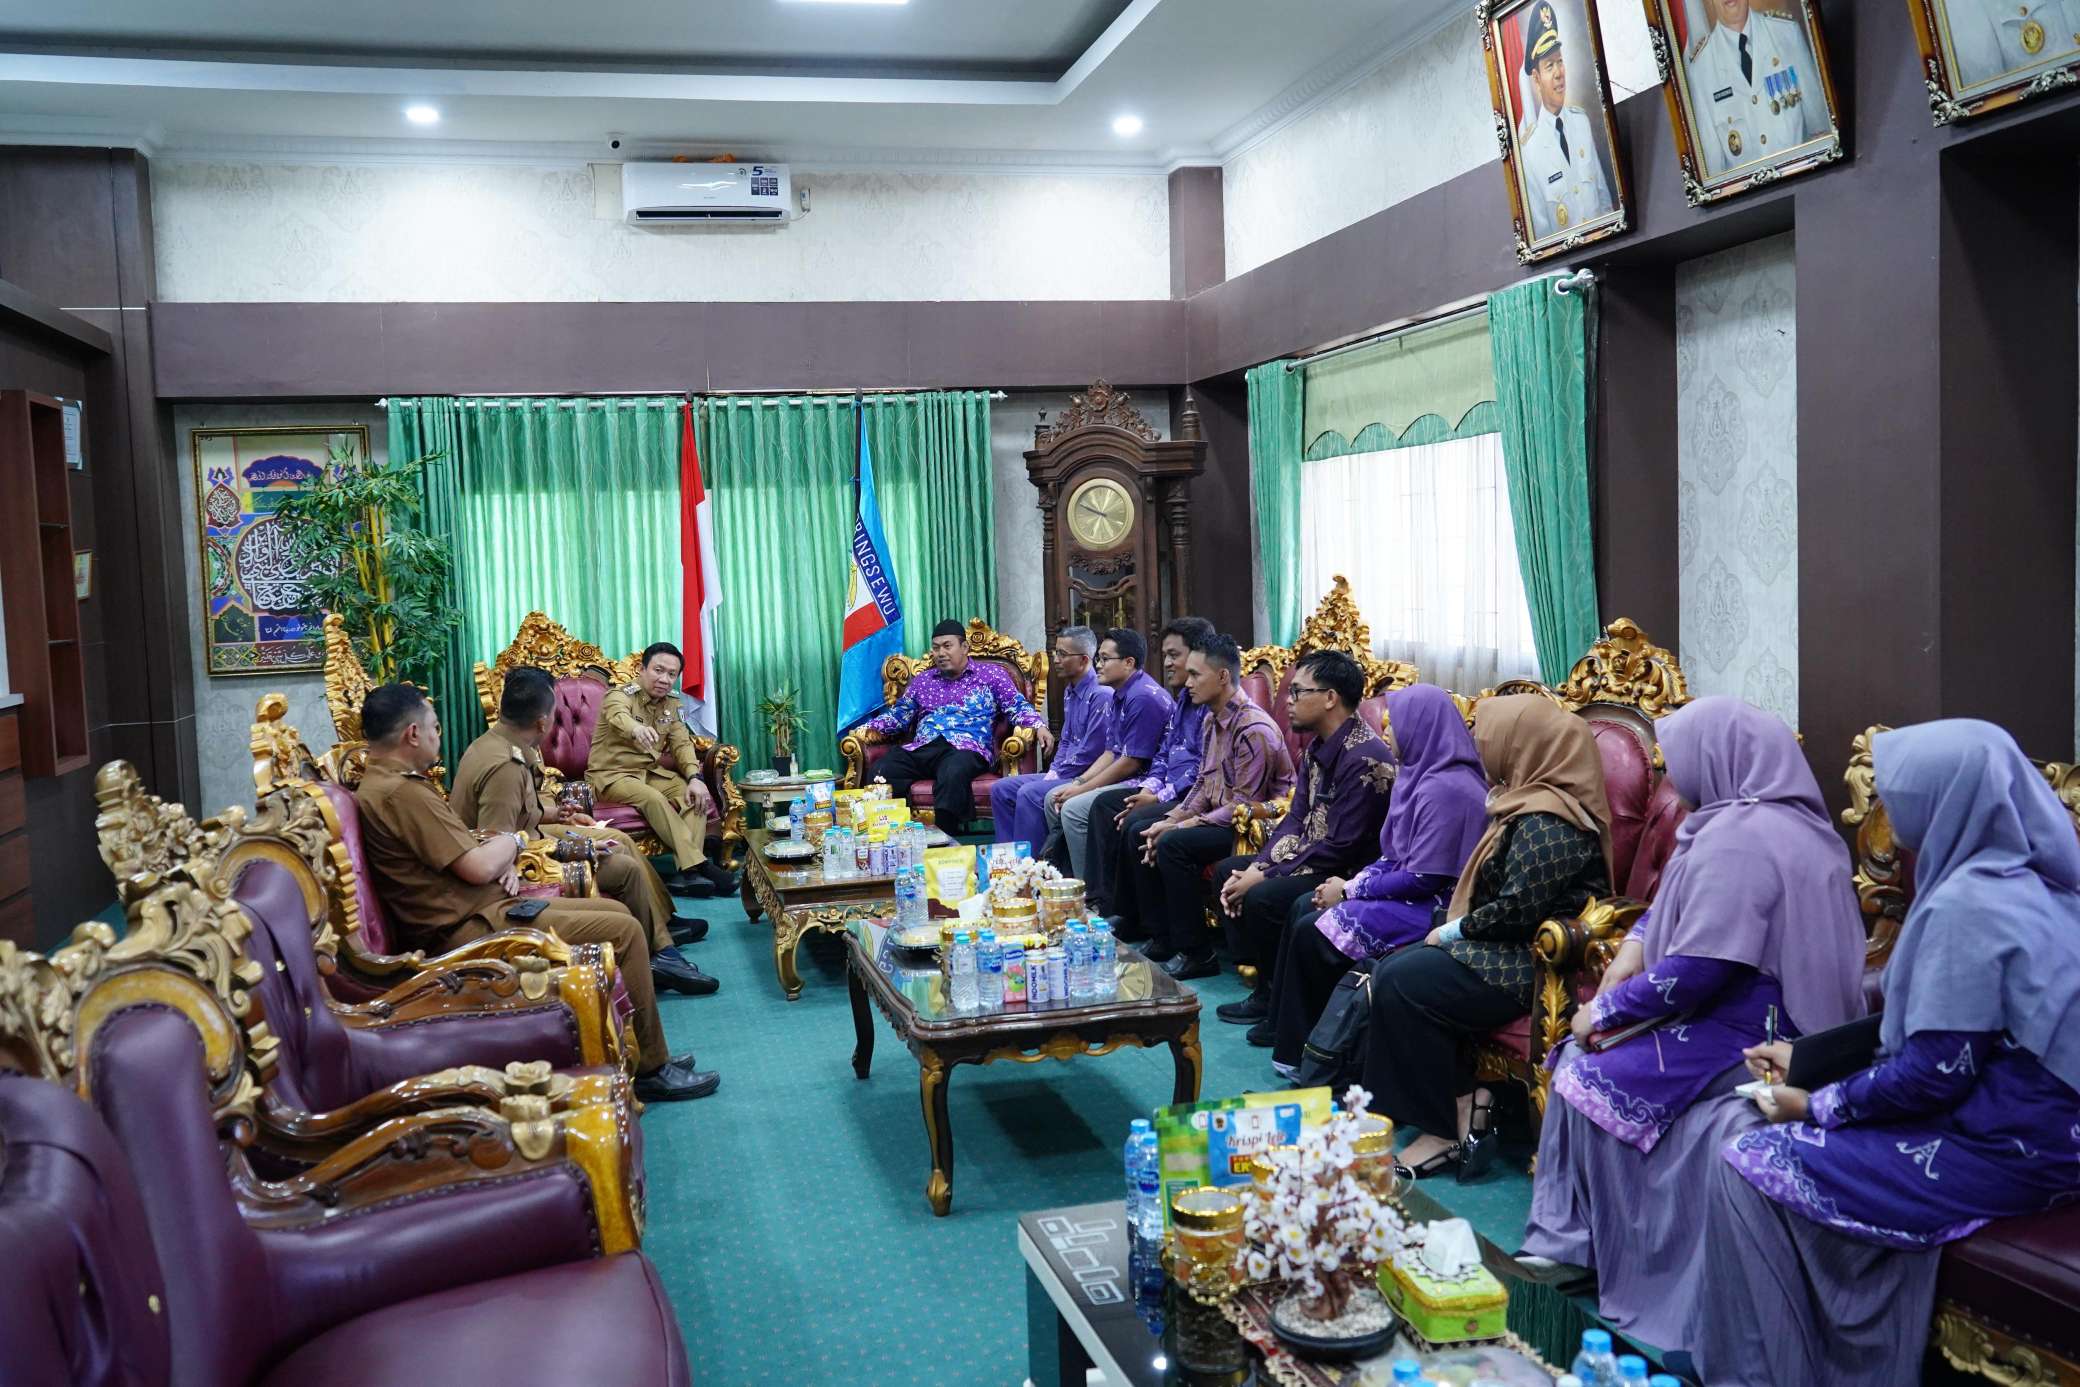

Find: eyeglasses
<box><xmin>1286</xmin><ymin>683</ymin><xmax>1325</xmax><ymax>699</ymax></box>
<box><xmin>1093</xmin><ymin>653</ymin><xmax>1121</xmax><ymax>665</ymax></box>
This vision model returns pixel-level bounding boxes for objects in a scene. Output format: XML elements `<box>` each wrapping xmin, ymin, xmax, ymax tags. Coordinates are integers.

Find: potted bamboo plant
<box><xmin>758</xmin><ymin>683</ymin><xmax>809</xmax><ymax>777</ymax></box>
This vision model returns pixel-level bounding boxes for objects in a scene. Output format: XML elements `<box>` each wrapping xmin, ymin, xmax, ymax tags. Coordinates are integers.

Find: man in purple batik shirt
<box><xmin>990</xmin><ymin>625</ymin><xmax>1109</xmax><ymax>852</ymax></box>
<box><xmin>866</xmin><ymin>618</ymin><xmax>1053</xmax><ymax>834</ymax></box>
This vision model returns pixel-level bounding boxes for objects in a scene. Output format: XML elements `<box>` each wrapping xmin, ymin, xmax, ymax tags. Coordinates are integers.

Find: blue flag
<box><xmin>836</xmin><ymin>414</ymin><xmax>905</xmax><ymax>731</ymax></box>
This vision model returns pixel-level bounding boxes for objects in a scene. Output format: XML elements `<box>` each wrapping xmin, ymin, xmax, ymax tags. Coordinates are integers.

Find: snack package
<box><xmin>864</xmin><ymin>800</ymin><xmax>912</xmax><ymax>834</ymax></box>
<box><xmin>924</xmin><ymin>845</ymin><xmax>976</xmax><ymax>906</ymax></box>
<box><xmin>975</xmin><ymin>841</ymin><xmax>1031</xmax><ymax>882</ymax></box>
<box><xmin>1152</xmin><ymin>1087</ymin><xmax>1335</xmax><ymax>1229</ymax></box>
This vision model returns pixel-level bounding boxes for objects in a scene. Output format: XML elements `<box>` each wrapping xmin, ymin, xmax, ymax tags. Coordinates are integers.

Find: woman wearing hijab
<box><xmin>1683</xmin><ymin>720</ymin><xmax>2080</xmax><ymax>1385</ymax></box>
<box><xmin>1519</xmin><ymin>697</ymin><xmax>1866</xmax><ymax>1350</ymax></box>
<box><xmin>1266</xmin><ymin>684</ymin><xmax>1490</xmax><ymax>1077</ymax></box>
<box><xmin>1362</xmin><ymin>693</ymin><xmax>1614</xmax><ymax>1180</ymax></box>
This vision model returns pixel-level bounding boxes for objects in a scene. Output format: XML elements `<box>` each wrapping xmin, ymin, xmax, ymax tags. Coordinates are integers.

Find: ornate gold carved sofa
<box><xmin>468</xmin><ymin>611</ymin><xmax>746</xmax><ymax>868</ymax></box>
<box><xmin>1842</xmin><ymin>726</ymin><xmax>2080</xmax><ymax>1386</ymax></box>
<box><xmin>837</xmin><ymin>619</ymin><xmax>1049</xmax><ymax>831</ymax></box>
<box><xmin>252</xmin><ymin>695</ymin><xmax>635</xmax><ymax>1071</ymax></box>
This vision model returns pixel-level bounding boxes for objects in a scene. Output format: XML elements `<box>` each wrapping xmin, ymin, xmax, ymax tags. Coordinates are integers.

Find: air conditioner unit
<box><xmin>621</xmin><ymin>161</ymin><xmax>796</xmax><ymax>224</ymax></box>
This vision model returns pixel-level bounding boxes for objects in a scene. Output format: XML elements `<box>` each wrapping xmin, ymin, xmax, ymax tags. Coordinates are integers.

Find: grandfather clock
<box><xmin>1025</xmin><ymin>380</ymin><xmax>1205</xmax><ymax>651</ymax></box>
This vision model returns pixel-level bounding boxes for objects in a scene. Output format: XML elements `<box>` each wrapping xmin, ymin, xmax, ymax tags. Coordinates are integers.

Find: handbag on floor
<box><xmin>1298</xmin><ymin>964</ymin><xmax>1373</xmax><ymax>1090</ymax></box>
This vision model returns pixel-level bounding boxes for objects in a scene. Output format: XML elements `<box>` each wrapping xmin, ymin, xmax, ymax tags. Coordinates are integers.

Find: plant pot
<box><xmin>771</xmin><ymin>755</ymin><xmax>793</xmax><ymax>776</ymax></box>
<box><xmin>1268</xmin><ymin>1284</ymin><xmax>1398</xmax><ymax>1362</ymax></box>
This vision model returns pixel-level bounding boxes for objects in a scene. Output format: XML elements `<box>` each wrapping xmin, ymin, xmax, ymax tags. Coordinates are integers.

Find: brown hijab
<box><xmin>1445</xmin><ymin>693</ymin><xmax>1615</xmax><ymax>919</ymax></box>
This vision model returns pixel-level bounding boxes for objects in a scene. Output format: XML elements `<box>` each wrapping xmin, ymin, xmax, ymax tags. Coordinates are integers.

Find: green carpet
<box><xmin>640</xmin><ymin>889</ymin><xmax>1535</xmax><ymax>1386</ymax></box>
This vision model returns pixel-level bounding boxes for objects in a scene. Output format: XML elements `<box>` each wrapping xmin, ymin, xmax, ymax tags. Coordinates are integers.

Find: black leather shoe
<box><xmin>665</xmin><ymin>870</ymin><xmax>719</xmax><ymax>898</ymax></box>
<box><xmin>1245</xmin><ymin>1019</ymin><xmax>1275</xmax><ymax>1048</ymax></box>
<box><xmin>696</xmin><ymin>858</ymin><xmax>739</xmax><ymax>894</ymax></box>
<box><xmin>634</xmin><ymin>1056</ymin><xmax>721</xmax><ymax>1103</ymax></box>
<box><xmin>1161</xmin><ymin>950</ymin><xmax>1218</xmax><ymax>981</ymax></box>
<box><xmin>1215</xmin><ymin>992</ymin><xmax>1269</xmax><ymax>1025</ymax></box>
<box><xmin>653</xmin><ymin>948</ymin><xmax>720</xmax><ymax>996</ymax></box>
<box><xmin>669</xmin><ymin>915</ymin><xmax>710</xmax><ymax>945</ymax></box>
<box><xmin>1139</xmin><ymin>943</ymin><xmax>1177</xmax><ymax>964</ymax></box>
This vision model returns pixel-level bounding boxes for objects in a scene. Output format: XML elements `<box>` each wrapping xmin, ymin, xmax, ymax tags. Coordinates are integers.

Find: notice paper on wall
<box><xmin>61</xmin><ymin>399</ymin><xmax>83</xmax><ymax>469</ymax></box>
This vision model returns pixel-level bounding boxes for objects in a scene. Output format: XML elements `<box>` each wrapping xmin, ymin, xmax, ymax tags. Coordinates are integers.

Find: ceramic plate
<box><xmin>764</xmin><ymin>839</ymin><xmax>817</xmax><ymax>862</ymax></box>
<box><xmin>889</xmin><ymin>923</ymin><xmax>943</xmax><ymax>952</ymax></box>
<box><xmin>743</xmin><ymin>769</ymin><xmax>780</xmax><ymax>784</ymax></box>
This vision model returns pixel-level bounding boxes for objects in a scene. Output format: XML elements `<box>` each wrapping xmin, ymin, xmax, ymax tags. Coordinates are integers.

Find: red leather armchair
<box><xmin>1841</xmin><ymin>725</ymin><xmax>2080</xmax><ymax>1384</ymax></box>
<box><xmin>472</xmin><ymin>610</ymin><xmax>746</xmax><ymax>867</ymax></box>
<box><xmin>837</xmin><ymin>619</ymin><xmax>1049</xmax><ymax>829</ymax></box>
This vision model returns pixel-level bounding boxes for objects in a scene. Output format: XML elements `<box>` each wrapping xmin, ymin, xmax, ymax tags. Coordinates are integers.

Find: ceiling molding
<box><xmin>0</xmin><ymin>111</ymin><xmax>163</xmax><ymax>156</ymax></box>
<box><xmin>1207</xmin><ymin>0</ymin><xmax>1464</xmax><ymax>163</ymax></box>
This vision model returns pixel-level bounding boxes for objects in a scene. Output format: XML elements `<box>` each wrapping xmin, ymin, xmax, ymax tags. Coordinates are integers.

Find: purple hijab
<box><xmin>1875</xmin><ymin>719</ymin><xmax>2080</xmax><ymax>1091</ymax></box>
<box><xmin>1380</xmin><ymin>684</ymin><xmax>1490</xmax><ymax>877</ymax></box>
<box><xmin>1644</xmin><ymin>697</ymin><xmax>1865</xmax><ymax>1036</ymax></box>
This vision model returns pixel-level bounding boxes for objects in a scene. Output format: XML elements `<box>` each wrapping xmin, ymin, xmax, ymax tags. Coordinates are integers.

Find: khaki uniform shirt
<box><xmin>451</xmin><ymin>724</ymin><xmax>551</xmax><ymax>835</ymax></box>
<box><xmin>587</xmin><ymin>683</ymin><xmax>700</xmax><ymax>785</ymax></box>
<box><xmin>355</xmin><ymin>760</ymin><xmax>506</xmax><ymax>939</ymax></box>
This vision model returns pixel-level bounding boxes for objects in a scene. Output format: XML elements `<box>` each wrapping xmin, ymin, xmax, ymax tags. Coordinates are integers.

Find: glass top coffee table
<box><xmin>843</xmin><ymin>917</ymin><xmax>1202</xmax><ymax>1217</ymax></box>
<box><xmin>739</xmin><ymin>826</ymin><xmax>905</xmax><ymax>1000</ymax></box>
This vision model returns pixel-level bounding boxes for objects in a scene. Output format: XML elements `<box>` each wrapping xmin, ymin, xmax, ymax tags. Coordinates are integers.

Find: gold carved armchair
<box><xmin>471</xmin><ymin>611</ymin><xmax>746</xmax><ymax>868</ymax></box>
<box><xmin>837</xmin><ymin>620</ymin><xmax>1050</xmax><ymax>824</ymax></box>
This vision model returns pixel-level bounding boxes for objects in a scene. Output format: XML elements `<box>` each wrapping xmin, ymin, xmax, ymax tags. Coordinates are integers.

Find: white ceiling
<box><xmin>0</xmin><ymin>0</ymin><xmax>1465</xmax><ymax>170</ymax></box>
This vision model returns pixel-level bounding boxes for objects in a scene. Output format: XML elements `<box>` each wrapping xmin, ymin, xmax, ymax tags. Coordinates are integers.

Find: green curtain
<box><xmin>1488</xmin><ymin>279</ymin><xmax>1600</xmax><ymax>684</ymax></box>
<box><xmin>697</xmin><ymin>396</ymin><xmax>856</xmax><ymax>766</ymax></box>
<box><xmin>864</xmin><ymin>390</ymin><xmax>997</xmax><ymax>643</ymax></box>
<box><xmin>1302</xmin><ymin>311</ymin><xmax>1496</xmax><ymax>455</ymax></box>
<box><xmin>387</xmin><ymin>397</ymin><xmax>472</xmax><ymax>726</ymax></box>
<box><xmin>390</xmin><ymin>395</ymin><xmax>683</xmax><ymax>730</ymax></box>
<box><xmin>1247</xmin><ymin>360</ymin><xmax>1305</xmax><ymax>645</ymax></box>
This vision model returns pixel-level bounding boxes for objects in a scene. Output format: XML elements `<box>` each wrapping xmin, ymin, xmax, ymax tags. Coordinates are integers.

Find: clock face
<box><xmin>1065</xmin><ymin>476</ymin><xmax>1134</xmax><ymax>549</ymax></box>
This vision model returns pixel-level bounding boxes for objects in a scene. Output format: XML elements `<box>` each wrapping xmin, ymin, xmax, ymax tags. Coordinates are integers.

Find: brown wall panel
<box><xmin>0</xmin><ymin>832</ymin><xmax>26</xmax><ymax>900</ymax></box>
<box><xmin>0</xmin><ymin>894</ymin><xmax>29</xmax><ymax>949</ymax></box>
<box><xmin>0</xmin><ymin>710</ymin><xmax>17</xmax><ymax>771</ymax></box>
<box><xmin>0</xmin><ymin>772</ymin><xmax>23</xmax><ymax>837</ymax></box>
<box><xmin>1167</xmin><ymin>167</ymin><xmax>1225</xmax><ymax>300</ymax></box>
<box><xmin>1592</xmin><ymin>263</ymin><xmax>1679</xmax><ymax>649</ymax></box>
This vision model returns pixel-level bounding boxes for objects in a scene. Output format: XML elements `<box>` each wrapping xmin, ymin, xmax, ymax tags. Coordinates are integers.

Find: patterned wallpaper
<box><xmin>1675</xmin><ymin>233</ymin><xmax>1800</xmax><ymax>728</ymax></box>
<box><xmin>175</xmin><ymin>403</ymin><xmax>366</xmax><ymax>818</ymax></box>
<box><xmin>1221</xmin><ymin>1</ymin><xmax>1662</xmax><ymax>281</ymax></box>
<box><xmin>152</xmin><ymin>162</ymin><xmax>1171</xmax><ymax>303</ymax></box>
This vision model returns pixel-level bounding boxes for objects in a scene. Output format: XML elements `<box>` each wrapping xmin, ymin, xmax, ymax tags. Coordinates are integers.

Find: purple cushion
<box><xmin>258</xmin><ymin>1254</ymin><xmax>689</xmax><ymax>1387</ymax></box>
<box><xmin>320</xmin><ymin>780</ymin><xmax>394</xmax><ymax>956</ymax></box>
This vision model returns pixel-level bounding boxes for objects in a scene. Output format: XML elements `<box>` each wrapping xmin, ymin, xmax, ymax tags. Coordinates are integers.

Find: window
<box><xmin>1299</xmin><ymin>432</ymin><xmax>1540</xmax><ymax>695</ymax></box>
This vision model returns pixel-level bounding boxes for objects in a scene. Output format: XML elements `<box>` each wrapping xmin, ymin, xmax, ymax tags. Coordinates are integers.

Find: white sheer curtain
<box><xmin>1299</xmin><ymin>434</ymin><xmax>1541</xmax><ymax>695</ymax></box>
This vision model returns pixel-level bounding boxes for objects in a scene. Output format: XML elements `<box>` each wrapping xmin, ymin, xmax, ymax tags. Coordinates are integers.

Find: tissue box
<box><xmin>1380</xmin><ymin>1257</ymin><xmax>1508</xmax><ymax>1345</ymax></box>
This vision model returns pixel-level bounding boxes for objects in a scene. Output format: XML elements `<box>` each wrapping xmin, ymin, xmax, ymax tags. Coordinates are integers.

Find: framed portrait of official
<box><xmin>1910</xmin><ymin>0</ymin><xmax>2080</xmax><ymax>123</ymax></box>
<box><xmin>1480</xmin><ymin>0</ymin><xmax>1630</xmax><ymax>264</ymax></box>
<box><xmin>1647</xmin><ymin>0</ymin><xmax>1843</xmax><ymax>205</ymax></box>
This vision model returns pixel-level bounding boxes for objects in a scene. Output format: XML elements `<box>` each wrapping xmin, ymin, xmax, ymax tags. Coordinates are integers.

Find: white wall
<box><xmin>174</xmin><ymin>403</ymin><xmax>373</xmax><ymax>817</ymax></box>
<box><xmin>152</xmin><ymin>161</ymin><xmax>1171</xmax><ymax>303</ymax></box>
<box><xmin>1676</xmin><ymin>233</ymin><xmax>1799</xmax><ymax>728</ymax></box>
<box><xmin>1221</xmin><ymin>0</ymin><xmax>1661</xmax><ymax>281</ymax></box>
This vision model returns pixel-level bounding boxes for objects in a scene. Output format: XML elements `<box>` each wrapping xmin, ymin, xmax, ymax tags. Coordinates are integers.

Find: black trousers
<box><xmin>1212</xmin><ymin>859</ymin><xmax>1327</xmax><ymax>988</ymax></box>
<box><xmin>1123</xmin><ymin>823</ymin><xmax>1232</xmax><ymax>954</ymax></box>
<box><xmin>1270</xmin><ymin>909</ymin><xmax>1364</xmax><ymax>1067</ymax></box>
<box><xmin>875</xmin><ymin>739</ymin><xmax>991</xmax><ymax>834</ymax></box>
<box><xmin>1360</xmin><ymin>945</ymin><xmax>1524</xmax><ymax>1139</ymax></box>
<box><xmin>1087</xmin><ymin>789</ymin><xmax>1163</xmax><ymax>914</ymax></box>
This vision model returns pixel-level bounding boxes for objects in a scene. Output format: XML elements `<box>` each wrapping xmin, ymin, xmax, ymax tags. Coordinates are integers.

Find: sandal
<box><xmin>1393</xmin><ymin>1143</ymin><xmax>1464</xmax><ymax>1181</ymax></box>
<box><xmin>1458</xmin><ymin>1090</ymin><xmax>1499</xmax><ymax>1183</ymax></box>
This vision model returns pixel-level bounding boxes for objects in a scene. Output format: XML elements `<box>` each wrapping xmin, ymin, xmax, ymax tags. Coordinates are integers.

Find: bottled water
<box><xmin>948</xmin><ymin>930</ymin><xmax>978</xmax><ymax>1013</ymax></box>
<box><xmin>1066</xmin><ymin>923</ymin><xmax>1094</xmax><ymax>999</ymax></box>
<box><xmin>1124</xmin><ymin>1117</ymin><xmax>1153</xmax><ymax>1217</ymax></box>
<box><xmin>1132</xmin><ymin>1130</ymin><xmax>1165</xmax><ymax>1248</ymax></box>
<box><xmin>1089</xmin><ymin>917</ymin><xmax>1118</xmax><ymax>995</ymax></box>
<box><xmin>1125</xmin><ymin>1120</ymin><xmax>1166</xmax><ymax>1290</ymax></box>
<box><xmin>894</xmin><ymin>866</ymin><xmax>927</xmax><ymax>930</ymax></box>
<box><xmin>1614</xmin><ymin>1357</ymin><xmax>1648</xmax><ymax>1384</ymax></box>
<box><xmin>1570</xmin><ymin>1330</ymin><xmax>1619</xmax><ymax>1387</ymax></box>
<box><xmin>976</xmin><ymin>930</ymin><xmax>1003</xmax><ymax>1011</ymax></box>
<box><xmin>1391</xmin><ymin>1363</ymin><xmax>1424</xmax><ymax>1385</ymax></box>
<box><xmin>1648</xmin><ymin>1377</ymin><xmax>1682</xmax><ymax>1387</ymax></box>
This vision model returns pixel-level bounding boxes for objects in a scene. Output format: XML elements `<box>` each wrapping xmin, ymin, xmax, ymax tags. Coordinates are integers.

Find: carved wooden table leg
<box><xmin>1170</xmin><ymin>1021</ymin><xmax>1203</xmax><ymax>1104</ymax></box>
<box><xmin>741</xmin><ymin>867</ymin><xmax>762</xmax><ymax>922</ymax></box>
<box><xmin>849</xmin><ymin>964</ymin><xmax>874</xmax><ymax>1079</ymax></box>
<box><xmin>773</xmin><ymin>912</ymin><xmax>806</xmax><ymax>1002</ymax></box>
<box><xmin>919</xmin><ymin>1049</ymin><xmax>954</xmax><ymax>1216</ymax></box>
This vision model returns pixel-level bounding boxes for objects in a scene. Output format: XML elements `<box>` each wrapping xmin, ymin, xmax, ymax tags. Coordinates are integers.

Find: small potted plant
<box><xmin>757</xmin><ymin>683</ymin><xmax>808</xmax><ymax>777</ymax></box>
<box><xmin>1243</xmin><ymin>1085</ymin><xmax>1409</xmax><ymax>1360</ymax></box>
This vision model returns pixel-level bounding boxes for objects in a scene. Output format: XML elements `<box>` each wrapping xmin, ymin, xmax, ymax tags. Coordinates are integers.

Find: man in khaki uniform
<box><xmin>586</xmin><ymin>641</ymin><xmax>736</xmax><ymax>898</ymax></box>
<box><xmin>355</xmin><ymin>682</ymin><xmax>718</xmax><ymax>1102</ymax></box>
<box><xmin>452</xmin><ymin>666</ymin><xmax>719</xmax><ymax>995</ymax></box>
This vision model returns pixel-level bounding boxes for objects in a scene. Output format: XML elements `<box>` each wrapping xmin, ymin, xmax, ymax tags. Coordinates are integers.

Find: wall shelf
<box><xmin>0</xmin><ymin>390</ymin><xmax>89</xmax><ymax>778</ymax></box>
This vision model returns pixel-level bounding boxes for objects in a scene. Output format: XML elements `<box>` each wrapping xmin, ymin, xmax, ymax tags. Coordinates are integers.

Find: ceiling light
<box><xmin>1112</xmin><ymin>114</ymin><xmax>1144</xmax><ymax>137</ymax></box>
<box><xmin>404</xmin><ymin>104</ymin><xmax>440</xmax><ymax>125</ymax></box>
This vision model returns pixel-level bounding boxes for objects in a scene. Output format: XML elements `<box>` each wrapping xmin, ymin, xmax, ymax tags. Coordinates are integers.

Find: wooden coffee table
<box><xmin>739</xmin><ymin>826</ymin><xmax>899</xmax><ymax>1000</ymax></box>
<box><xmin>843</xmin><ymin>917</ymin><xmax>1202</xmax><ymax>1217</ymax></box>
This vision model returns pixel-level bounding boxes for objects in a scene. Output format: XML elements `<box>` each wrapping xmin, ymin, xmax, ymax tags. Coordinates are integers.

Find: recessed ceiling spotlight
<box><xmin>404</xmin><ymin>104</ymin><xmax>441</xmax><ymax>125</ymax></box>
<box><xmin>1112</xmin><ymin>114</ymin><xmax>1144</xmax><ymax>137</ymax></box>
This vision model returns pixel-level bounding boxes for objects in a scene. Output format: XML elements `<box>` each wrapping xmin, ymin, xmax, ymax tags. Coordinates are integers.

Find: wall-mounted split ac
<box><xmin>620</xmin><ymin>162</ymin><xmax>798</xmax><ymax>225</ymax></box>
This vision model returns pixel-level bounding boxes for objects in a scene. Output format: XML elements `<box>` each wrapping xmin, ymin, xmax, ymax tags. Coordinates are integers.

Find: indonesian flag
<box><xmin>680</xmin><ymin>402</ymin><xmax>721</xmax><ymax>736</ymax></box>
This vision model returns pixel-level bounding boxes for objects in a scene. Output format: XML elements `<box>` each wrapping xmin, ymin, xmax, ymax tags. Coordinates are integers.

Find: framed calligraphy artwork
<box><xmin>191</xmin><ymin>425</ymin><xmax>365</xmax><ymax>677</ymax></box>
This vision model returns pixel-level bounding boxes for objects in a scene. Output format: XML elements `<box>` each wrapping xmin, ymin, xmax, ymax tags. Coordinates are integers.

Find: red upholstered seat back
<box><xmin>1356</xmin><ymin>693</ymin><xmax>1387</xmax><ymax>738</ymax></box>
<box><xmin>1587</xmin><ymin>718</ymin><xmax>1654</xmax><ymax>888</ymax></box>
<box><xmin>1626</xmin><ymin>777</ymin><xmax>1688</xmax><ymax>901</ymax></box>
<box><xmin>321</xmin><ymin>780</ymin><xmax>394</xmax><ymax>956</ymax></box>
<box><xmin>541</xmin><ymin>677</ymin><xmax>606</xmax><ymax>781</ymax></box>
<box><xmin>1236</xmin><ymin>666</ymin><xmax>1384</xmax><ymax>774</ymax></box>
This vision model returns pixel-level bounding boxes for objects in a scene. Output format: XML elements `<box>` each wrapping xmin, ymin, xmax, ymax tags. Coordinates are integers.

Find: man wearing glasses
<box><xmin>989</xmin><ymin>625</ymin><xmax>1109</xmax><ymax>853</ymax></box>
<box><xmin>1203</xmin><ymin>651</ymin><xmax>1394</xmax><ymax>1015</ymax></box>
<box><xmin>1036</xmin><ymin>628</ymin><xmax>1172</xmax><ymax>875</ymax></box>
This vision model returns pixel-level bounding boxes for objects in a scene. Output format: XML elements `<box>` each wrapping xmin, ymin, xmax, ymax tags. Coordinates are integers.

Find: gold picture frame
<box><xmin>1646</xmin><ymin>0</ymin><xmax>1845</xmax><ymax>205</ymax></box>
<box><xmin>1910</xmin><ymin>0</ymin><xmax>2080</xmax><ymax>124</ymax></box>
<box><xmin>1479</xmin><ymin>0</ymin><xmax>1632</xmax><ymax>265</ymax></box>
<box><xmin>192</xmin><ymin>424</ymin><xmax>369</xmax><ymax>678</ymax></box>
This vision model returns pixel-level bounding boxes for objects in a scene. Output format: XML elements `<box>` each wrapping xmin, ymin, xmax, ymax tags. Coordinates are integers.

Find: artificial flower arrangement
<box><xmin>1242</xmin><ymin>1085</ymin><xmax>1409</xmax><ymax>1351</ymax></box>
<box><xmin>986</xmin><ymin>853</ymin><xmax>1062</xmax><ymax>903</ymax></box>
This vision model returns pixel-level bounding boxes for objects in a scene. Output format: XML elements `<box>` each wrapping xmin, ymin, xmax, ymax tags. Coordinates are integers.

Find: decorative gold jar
<box><xmin>1352</xmin><ymin>1112</ymin><xmax>1400</xmax><ymax>1203</ymax></box>
<box><xmin>991</xmin><ymin>895</ymin><xmax>1038</xmax><ymax>934</ymax></box>
<box><xmin>1036</xmin><ymin>878</ymin><xmax>1086</xmax><ymax>937</ymax></box>
<box><xmin>1168</xmin><ymin>1186</ymin><xmax>1246</xmax><ymax>1302</ymax></box>
<box><xmin>802</xmin><ymin>808</ymin><xmax>834</xmax><ymax>847</ymax></box>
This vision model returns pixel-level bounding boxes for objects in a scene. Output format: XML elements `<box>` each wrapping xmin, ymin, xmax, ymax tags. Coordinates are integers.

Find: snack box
<box><xmin>1379</xmin><ymin>1256</ymin><xmax>1508</xmax><ymax>1345</ymax></box>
